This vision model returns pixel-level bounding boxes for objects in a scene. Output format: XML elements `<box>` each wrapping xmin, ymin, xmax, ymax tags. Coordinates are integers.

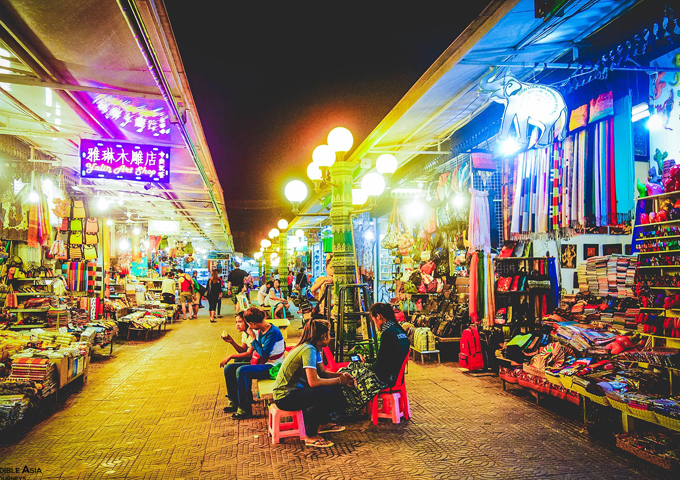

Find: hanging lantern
<box><xmin>159</xmin><ymin>236</ymin><xmax>169</xmax><ymax>250</ymax></box>
<box><xmin>184</xmin><ymin>241</ymin><xmax>194</xmax><ymax>255</ymax></box>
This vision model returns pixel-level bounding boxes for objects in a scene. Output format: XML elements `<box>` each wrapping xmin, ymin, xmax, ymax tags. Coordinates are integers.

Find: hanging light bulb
<box><xmin>132</xmin><ymin>227</ymin><xmax>141</xmax><ymax>235</ymax></box>
<box><xmin>295</xmin><ymin>229</ymin><xmax>304</xmax><ymax>238</ymax></box>
<box><xmin>105</xmin><ymin>219</ymin><xmax>114</xmax><ymax>226</ymax></box>
<box><xmin>97</xmin><ymin>197</ymin><xmax>109</xmax><ymax>211</ymax></box>
<box><xmin>28</xmin><ymin>191</ymin><xmax>39</xmax><ymax>203</ymax></box>
<box><xmin>118</xmin><ymin>239</ymin><xmax>131</xmax><ymax>251</ymax></box>
<box><xmin>277</xmin><ymin>219</ymin><xmax>289</xmax><ymax>230</ymax></box>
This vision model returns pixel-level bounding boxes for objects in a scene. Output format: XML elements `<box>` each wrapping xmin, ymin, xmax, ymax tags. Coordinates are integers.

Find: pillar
<box><xmin>330</xmin><ymin>159</ymin><xmax>357</xmax><ymax>289</ymax></box>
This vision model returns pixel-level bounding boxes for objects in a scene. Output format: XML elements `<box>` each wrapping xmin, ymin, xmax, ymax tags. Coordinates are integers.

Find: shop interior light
<box><xmin>284</xmin><ymin>180</ymin><xmax>308</xmax><ymax>203</ymax></box>
<box><xmin>261</xmin><ymin>239</ymin><xmax>272</xmax><ymax>248</ymax></box>
<box><xmin>451</xmin><ymin>192</ymin><xmax>467</xmax><ymax>210</ymax></box>
<box><xmin>97</xmin><ymin>197</ymin><xmax>109</xmax><ymax>211</ymax></box>
<box><xmin>277</xmin><ymin>219</ymin><xmax>289</xmax><ymax>230</ymax></box>
<box><xmin>270</xmin><ymin>252</ymin><xmax>278</xmax><ymax>259</ymax></box>
<box><xmin>352</xmin><ymin>188</ymin><xmax>368</xmax><ymax>205</ymax></box>
<box><xmin>105</xmin><ymin>219</ymin><xmax>114</xmax><ymax>226</ymax></box>
<box><xmin>312</xmin><ymin>144</ymin><xmax>336</xmax><ymax>167</ymax></box>
<box><xmin>364</xmin><ymin>228</ymin><xmax>375</xmax><ymax>241</ymax></box>
<box><xmin>647</xmin><ymin>113</ymin><xmax>663</xmax><ymax>131</ymax></box>
<box><xmin>405</xmin><ymin>199</ymin><xmax>426</xmax><ymax>220</ymax></box>
<box><xmin>132</xmin><ymin>227</ymin><xmax>141</xmax><ymax>235</ymax></box>
<box><xmin>361</xmin><ymin>172</ymin><xmax>386</xmax><ymax>196</ymax></box>
<box><xmin>500</xmin><ymin>138</ymin><xmax>521</xmax><ymax>156</ymax></box>
<box><xmin>295</xmin><ymin>229</ymin><xmax>305</xmax><ymax>238</ymax></box>
<box><xmin>203</xmin><ymin>223</ymin><xmax>211</xmax><ymax>227</ymax></box>
<box><xmin>632</xmin><ymin>103</ymin><xmax>651</xmax><ymax>122</ymax></box>
<box><xmin>254</xmin><ymin>252</ymin><xmax>262</xmax><ymax>259</ymax></box>
<box><xmin>327</xmin><ymin>127</ymin><xmax>353</xmax><ymax>152</ymax></box>
<box><xmin>376</xmin><ymin>154</ymin><xmax>398</xmax><ymax>175</ymax></box>
<box><xmin>118</xmin><ymin>239</ymin><xmax>131</xmax><ymax>251</ymax></box>
<box><xmin>28</xmin><ymin>191</ymin><xmax>39</xmax><ymax>203</ymax></box>
<box><xmin>307</xmin><ymin>162</ymin><xmax>322</xmax><ymax>181</ymax></box>
<box><xmin>269</xmin><ymin>228</ymin><xmax>280</xmax><ymax>239</ymax></box>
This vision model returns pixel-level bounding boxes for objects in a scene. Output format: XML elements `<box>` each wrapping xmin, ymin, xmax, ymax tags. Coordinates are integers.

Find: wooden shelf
<box><xmin>649</xmin><ymin>286</ymin><xmax>680</xmax><ymax>290</ymax></box>
<box><xmin>637</xmin><ymin>265</ymin><xmax>680</xmax><ymax>269</ymax></box>
<box><xmin>636</xmin><ymin>189</ymin><xmax>680</xmax><ymax>202</ymax></box>
<box><xmin>15</xmin><ymin>293</ymin><xmax>54</xmax><ymax>296</ymax></box>
<box><xmin>635</xmin><ymin>219</ymin><xmax>680</xmax><ymax>228</ymax></box>
<box><xmin>8</xmin><ymin>324</ymin><xmax>47</xmax><ymax>330</ymax></box>
<box><xmin>637</xmin><ymin>235</ymin><xmax>680</xmax><ymax>242</ymax></box>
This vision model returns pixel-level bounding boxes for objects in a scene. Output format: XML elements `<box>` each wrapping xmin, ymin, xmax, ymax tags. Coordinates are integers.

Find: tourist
<box><xmin>191</xmin><ymin>270</ymin><xmax>203</xmax><ymax>317</ymax></box>
<box><xmin>267</xmin><ymin>278</ymin><xmax>289</xmax><ymax>318</ymax></box>
<box><xmin>161</xmin><ymin>271</ymin><xmax>176</xmax><ymax>305</ymax></box>
<box><xmin>310</xmin><ymin>261</ymin><xmax>334</xmax><ymax>315</ymax></box>
<box><xmin>227</xmin><ymin>262</ymin><xmax>249</xmax><ymax>306</ymax></box>
<box><xmin>206</xmin><ymin>269</ymin><xmax>223</xmax><ymax>323</ymax></box>
<box><xmin>258</xmin><ymin>280</ymin><xmax>273</xmax><ymax>308</ymax></box>
<box><xmin>337</xmin><ymin>302</ymin><xmax>410</xmax><ymax>415</ymax></box>
<box><xmin>177</xmin><ymin>270</ymin><xmax>195</xmax><ymax>320</ymax></box>
<box><xmin>295</xmin><ymin>267</ymin><xmax>308</xmax><ymax>295</ymax></box>
<box><xmin>273</xmin><ymin>319</ymin><xmax>355</xmax><ymax>448</ymax></box>
<box><xmin>216</xmin><ymin>275</ymin><xmax>225</xmax><ymax>318</ymax></box>
<box><xmin>286</xmin><ymin>269</ymin><xmax>294</xmax><ymax>296</ymax></box>
<box><xmin>221</xmin><ymin>312</ymin><xmax>256</xmax><ymax>405</ymax></box>
<box><xmin>227</xmin><ymin>308</ymin><xmax>285</xmax><ymax>419</ymax></box>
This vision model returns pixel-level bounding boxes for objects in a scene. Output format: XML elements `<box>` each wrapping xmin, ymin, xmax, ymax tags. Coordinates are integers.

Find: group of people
<box><xmin>220</xmin><ymin>302</ymin><xmax>410</xmax><ymax>448</ymax></box>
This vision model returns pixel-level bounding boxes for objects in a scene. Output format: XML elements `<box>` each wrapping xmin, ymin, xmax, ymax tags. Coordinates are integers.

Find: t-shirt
<box><xmin>227</xmin><ymin>268</ymin><xmax>248</xmax><ymax>289</ymax></box>
<box><xmin>372</xmin><ymin>322</ymin><xmax>410</xmax><ymax>387</ymax></box>
<box><xmin>266</xmin><ymin>288</ymin><xmax>283</xmax><ymax>307</ymax></box>
<box><xmin>295</xmin><ymin>272</ymin><xmax>308</xmax><ymax>289</ymax></box>
<box><xmin>241</xmin><ymin>331</ymin><xmax>253</xmax><ymax>348</ymax></box>
<box><xmin>251</xmin><ymin>324</ymin><xmax>285</xmax><ymax>365</ymax></box>
<box><xmin>273</xmin><ymin>343</ymin><xmax>323</xmax><ymax>400</ymax></box>
<box><xmin>179</xmin><ymin>275</ymin><xmax>192</xmax><ymax>292</ymax></box>
<box><xmin>161</xmin><ymin>278</ymin><xmax>176</xmax><ymax>295</ymax></box>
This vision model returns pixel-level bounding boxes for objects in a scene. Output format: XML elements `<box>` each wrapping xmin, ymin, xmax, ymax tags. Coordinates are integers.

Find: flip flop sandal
<box><xmin>318</xmin><ymin>424</ymin><xmax>345</xmax><ymax>434</ymax></box>
<box><xmin>305</xmin><ymin>438</ymin><xmax>334</xmax><ymax>448</ymax></box>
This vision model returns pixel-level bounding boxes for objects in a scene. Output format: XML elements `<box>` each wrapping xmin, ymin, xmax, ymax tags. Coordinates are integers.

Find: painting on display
<box><xmin>602</xmin><ymin>244</ymin><xmax>622</xmax><ymax>256</ymax></box>
<box><xmin>560</xmin><ymin>244</ymin><xmax>577</xmax><ymax>268</ymax></box>
<box><xmin>583</xmin><ymin>244</ymin><xmax>599</xmax><ymax>260</ymax></box>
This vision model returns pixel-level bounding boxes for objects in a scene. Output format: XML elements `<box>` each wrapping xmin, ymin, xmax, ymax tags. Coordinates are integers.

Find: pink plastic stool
<box><xmin>268</xmin><ymin>404</ymin><xmax>306</xmax><ymax>444</ymax></box>
<box><xmin>370</xmin><ymin>391</ymin><xmax>409</xmax><ymax>425</ymax></box>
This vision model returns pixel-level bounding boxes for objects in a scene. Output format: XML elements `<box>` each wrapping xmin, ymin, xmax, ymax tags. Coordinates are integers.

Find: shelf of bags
<box><xmin>636</xmin><ymin>219</ymin><xmax>680</xmax><ymax>228</ymax></box>
<box><xmin>636</xmin><ymin>189</ymin><xmax>680</xmax><ymax>202</ymax></box>
<box><xmin>494</xmin><ymin>257</ymin><xmax>552</xmax><ymax>261</ymax></box>
<box><xmin>637</xmin><ymin>249</ymin><xmax>680</xmax><ymax>255</ymax></box>
<box><xmin>637</xmin><ymin>265</ymin><xmax>680</xmax><ymax>269</ymax></box>
<box><xmin>637</xmin><ymin>235</ymin><xmax>680</xmax><ymax>242</ymax></box>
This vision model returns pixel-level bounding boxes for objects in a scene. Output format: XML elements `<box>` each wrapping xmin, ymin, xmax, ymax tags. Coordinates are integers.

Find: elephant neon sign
<box><xmin>479</xmin><ymin>67</ymin><xmax>567</xmax><ymax>150</ymax></box>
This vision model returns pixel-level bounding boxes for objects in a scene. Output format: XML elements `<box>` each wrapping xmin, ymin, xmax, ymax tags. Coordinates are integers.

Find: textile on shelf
<box><xmin>468</xmin><ymin>188</ymin><xmax>491</xmax><ymax>254</ymax></box>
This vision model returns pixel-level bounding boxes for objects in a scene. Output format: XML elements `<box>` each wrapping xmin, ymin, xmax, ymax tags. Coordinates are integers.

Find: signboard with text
<box><xmin>80</xmin><ymin>139</ymin><xmax>170</xmax><ymax>182</ymax></box>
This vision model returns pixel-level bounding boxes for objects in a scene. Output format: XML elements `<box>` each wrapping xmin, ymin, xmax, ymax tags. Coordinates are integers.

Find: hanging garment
<box><xmin>469</xmin><ymin>252</ymin><xmax>479</xmax><ymax>324</ymax></box>
<box><xmin>485</xmin><ymin>255</ymin><xmax>496</xmax><ymax>328</ymax></box>
<box><xmin>614</xmin><ymin>96</ymin><xmax>634</xmax><ymax>223</ymax></box>
<box><xmin>468</xmin><ymin>188</ymin><xmax>491</xmax><ymax>253</ymax></box>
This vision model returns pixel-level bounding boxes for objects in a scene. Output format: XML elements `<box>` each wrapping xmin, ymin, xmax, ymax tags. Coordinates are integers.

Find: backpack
<box><xmin>413</xmin><ymin>327</ymin><xmax>435</xmax><ymax>352</ymax></box>
<box><xmin>459</xmin><ymin>326</ymin><xmax>484</xmax><ymax>371</ymax></box>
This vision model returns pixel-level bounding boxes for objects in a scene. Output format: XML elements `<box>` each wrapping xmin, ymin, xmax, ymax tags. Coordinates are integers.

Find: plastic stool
<box><xmin>370</xmin><ymin>391</ymin><xmax>409</xmax><ymax>425</ymax></box>
<box><xmin>268</xmin><ymin>404</ymin><xmax>306</xmax><ymax>444</ymax></box>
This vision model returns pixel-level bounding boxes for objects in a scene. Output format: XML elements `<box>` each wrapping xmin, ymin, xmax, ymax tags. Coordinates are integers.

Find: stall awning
<box><xmin>0</xmin><ymin>0</ymin><xmax>232</xmax><ymax>251</ymax></box>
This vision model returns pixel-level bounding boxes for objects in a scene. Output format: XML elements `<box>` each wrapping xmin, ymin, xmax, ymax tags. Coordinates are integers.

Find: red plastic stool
<box><xmin>268</xmin><ymin>404</ymin><xmax>306</xmax><ymax>444</ymax></box>
<box><xmin>369</xmin><ymin>352</ymin><xmax>411</xmax><ymax>425</ymax></box>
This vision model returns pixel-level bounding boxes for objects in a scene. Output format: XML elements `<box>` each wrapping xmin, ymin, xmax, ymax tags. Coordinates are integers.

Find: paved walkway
<box><xmin>0</xmin><ymin>306</ymin><xmax>673</xmax><ymax>479</ymax></box>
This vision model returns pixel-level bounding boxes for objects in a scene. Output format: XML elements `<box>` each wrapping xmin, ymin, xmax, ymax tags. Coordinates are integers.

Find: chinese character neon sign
<box><xmin>80</xmin><ymin>139</ymin><xmax>171</xmax><ymax>183</ymax></box>
<box><xmin>93</xmin><ymin>94</ymin><xmax>171</xmax><ymax>136</ymax></box>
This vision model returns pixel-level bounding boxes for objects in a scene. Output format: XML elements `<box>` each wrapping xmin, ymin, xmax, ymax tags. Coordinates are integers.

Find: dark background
<box><xmin>165</xmin><ymin>1</ymin><xmax>489</xmax><ymax>254</ymax></box>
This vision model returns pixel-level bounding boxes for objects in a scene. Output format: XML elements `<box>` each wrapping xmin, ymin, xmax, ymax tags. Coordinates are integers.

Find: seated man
<box><xmin>220</xmin><ymin>312</ymin><xmax>254</xmax><ymax>367</ymax></box>
<box><xmin>224</xmin><ymin>308</ymin><xmax>285</xmax><ymax>419</ymax></box>
<box><xmin>273</xmin><ymin>319</ymin><xmax>355</xmax><ymax>448</ymax></box>
<box><xmin>338</xmin><ymin>302</ymin><xmax>410</xmax><ymax>414</ymax></box>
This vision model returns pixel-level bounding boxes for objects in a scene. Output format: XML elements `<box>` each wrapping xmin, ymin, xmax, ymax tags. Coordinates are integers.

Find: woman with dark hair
<box><xmin>267</xmin><ymin>279</ymin><xmax>289</xmax><ymax>318</ymax></box>
<box><xmin>206</xmin><ymin>269</ymin><xmax>223</xmax><ymax>323</ymax></box>
<box><xmin>273</xmin><ymin>319</ymin><xmax>355</xmax><ymax>448</ymax></box>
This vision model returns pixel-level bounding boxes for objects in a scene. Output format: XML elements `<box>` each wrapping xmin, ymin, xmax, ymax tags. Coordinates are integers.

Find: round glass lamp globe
<box><xmin>352</xmin><ymin>188</ymin><xmax>368</xmax><ymax>205</ymax></box>
<box><xmin>268</xmin><ymin>228</ymin><xmax>280</xmax><ymax>239</ymax></box>
<box><xmin>270</xmin><ymin>252</ymin><xmax>278</xmax><ymax>259</ymax></box>
<box><xmin>261</xmin><ymin>239</ymin><xmax>272</xmax><ymax>248</ymax></box>
<box><xmin>295</xmin><ymin>229</ymin><xmax>304</xmax><ymax>238</ymax></box>
<box><xmin>118</xmin><ymin>239</ymin><xmax>130</xmax><ymax>251</ymax></box>
<box><xmin>361</xmin><ymin>172</ymin><xmax>386</xmax><ymax>196</ymax></box>
<box><xmin>307</xmin><ymin>162</ymin><xmax>322</xmax><ymax>181</ymax></box>
<box><xmin>254</xmin><ymin>252</ymin><xmax>262</xmax><ymax>259</ymax></box>
<box><xmin>284</xmin><ymin>180</ymin><xmax>308</xmax><ymax>203</ymax></box>
<box><xmin>376</xmin><ymin>154</ymin><xmax>398</xmax><ymax>174</ymax></box>
<box><xmin>312</xmin><ymin>145</ymin><xmax>336</xmax><ymax>167</ymax></box>
<box><xmin>327</xmin><ymin>127</ymin><xmax>353</xmax><ymax>152</ymax></box>
<box><xmin>277</xmin><ymin>219</ymin><xmax>289</xmax><ymax>230</ymax></box>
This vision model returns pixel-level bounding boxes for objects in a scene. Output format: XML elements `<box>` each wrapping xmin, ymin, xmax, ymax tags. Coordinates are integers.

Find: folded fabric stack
<box><xmin>8</xmin><ymin>358</ymin><xmax>57</xmax><ymax>396</ymax></box>
<box><xmin>0</xmin><ymin>395</ymin><xmax>31</xmax><ymax>430</ymax></box>
<box><xmin>577</xmin><ymin>263</ymin><xmax>588</xmax><ymax>294</ymax></box>
<box><xmin>579</xmin><ymin>255</ymin><xmax>638</xmax><ymax>299</ymax></box>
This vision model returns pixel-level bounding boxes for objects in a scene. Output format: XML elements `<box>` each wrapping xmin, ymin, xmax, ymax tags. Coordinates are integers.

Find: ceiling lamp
<box><xmin>376</xmin><ymin>153</ymin><xmax>398</xmax><ymax>174</ymax></box>
<box><xmin>352</xmin><ymin>188</ymin><xmax>368</xmax><ymax>205</ymax></box>
<box><xmin>361</xmin><ymin>172</ymin><xmax>386</xmax><ymax>196</ymax></box>
<box><xmin>277</xmin><ymin>219</ymin><xmax>289</xmax><ymax>230</ymax></box>
<box><xmin>97</xmin><ymin>197</ymin><xmax>109</xmax><ymax>211</ymax></box>
<box><xmin>295</xmin><ymin>229</ymin><xmax>304</xmax><ymax>238</ymax></box>
<box><xmin>269</xmin><ymin>228</ymin><xmax>280</xmax><ymax>239</ymax></box>
<box><xmin>132</xmin><ymin>227</ymin><xmax>141</xmax><ymax>235</ymax></box>
<box><xmin>261</xmin><ymin>239</ymin><xmax>272</xmax><ymax>248</ymax></box>
<box><xmin>284</xmin><ymin>180</ymin><xmax>308</xmax><ymax>203</ymax></box>
<box><xmin>118</xmin><ymin>239</ymin><xmax>131</xmax><ymax>251</ymax></box>
<box><xmin>327</xmin><ymin>127</ymin><xmax>353</xmax><ymax>152</ymax></box>
<box><xmin>270</xmin><ymin>252</ymin><xmax>278</xmax><ymax>259</ymax></box>
<box><xmin>307</xmin><ymin>162</ymin><xmax>322</xmax><ymax>181</ymax></box>
<box><xmin>312</xmin><ymin>145</ymin><xmax>336</xmax><ymax>167</ymax></box>
<box><xmin>254</xmin><ymin>252</ymin><xmax>262</xmax><ymax>259</ymax></box>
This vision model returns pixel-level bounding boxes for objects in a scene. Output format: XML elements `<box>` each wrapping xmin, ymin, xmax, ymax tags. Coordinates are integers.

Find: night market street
<box><xmin>0</xmin><ymin>306</ymin><xmax>671</xmax><ymax>480</ymax></box>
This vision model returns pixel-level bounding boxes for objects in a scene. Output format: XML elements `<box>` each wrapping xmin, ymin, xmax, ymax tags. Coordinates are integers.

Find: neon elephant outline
<box><xmin>479</xmin><ymin>67</ymin><xmax>567</xmax><ymax>148</ymax></box>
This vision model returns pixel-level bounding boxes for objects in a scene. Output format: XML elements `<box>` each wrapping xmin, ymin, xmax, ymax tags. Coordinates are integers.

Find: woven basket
<box><xmin>608</xmin><ymin>398</ymin><xmax>631</xmax><ymax>413</ymax></box>
<box><xmin>627</xmin><ymin>406</ymin><xmax>659</xmax><ymax>424</ymax></box>
<box><xmin>616</xmin><ymin>437</ymin><xmax>678</xmax><ymax>471</ymax></box>
<box><xmin>656</xmin><ymin>413</ymin><xmax>680</xmax><ymax>433</ymax></box>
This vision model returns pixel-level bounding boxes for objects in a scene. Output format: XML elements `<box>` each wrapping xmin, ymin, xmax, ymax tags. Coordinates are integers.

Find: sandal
<box><xmin>317</xmin><ymin>424</ymin><xmax>345</xmax><ymax>434</ymax></box>
<box><xmin>304</xmin><ymin>438</ymin><xmax>334</xmax><ymax>448</ymax></box>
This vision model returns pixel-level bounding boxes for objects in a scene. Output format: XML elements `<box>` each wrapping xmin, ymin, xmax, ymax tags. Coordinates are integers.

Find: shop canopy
<box><xmin>0</xmin><ymin>0</ymin><xmax>232</xmax><ymax>252</ymax></box>
<box><xmin>289</xmin><ymin>0</ymin><xmax>641</xmax><ymax>229</ymax></box>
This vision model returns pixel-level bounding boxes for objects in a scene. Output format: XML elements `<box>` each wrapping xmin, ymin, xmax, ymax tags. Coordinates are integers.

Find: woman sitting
<box><xmin>257</xmin><ymin>281</ymin><xmax>273</xmax><ymax>307</ymax></box>
<box><xmin>220</xmin><ymin>312</ymin><xmax>253</xmax><ymax>367</ymax></box>
<box><xmin>273</xmin><ymin>319</ymin><xmax>355</xmax><ymax>448</ymax></box>
<box><xmin>266</xmin><ymin>279</ymin><xmax>289</xmax><ymax>318</ymax></box>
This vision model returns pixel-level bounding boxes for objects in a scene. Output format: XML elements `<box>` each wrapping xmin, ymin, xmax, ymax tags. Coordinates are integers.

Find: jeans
<box><xmin>224</xmin><ymin>362</ymin><xmax>272</xmax><ymax>412</ymax></box>
<box><xmin>275</xmin><ymin>385</ymin><xmax>342</xmax><ymax>437</ymax></box>
<box><xmin>216</xmin><ymin>297</ymin><xmax>222</xmax><ymax>315</ymax></box>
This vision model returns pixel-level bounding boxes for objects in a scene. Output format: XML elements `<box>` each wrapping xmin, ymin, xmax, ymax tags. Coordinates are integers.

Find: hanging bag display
<box><xmin>381</xmin><ymin>201</ymin><xmax>400</xmax><ymax>250</ymax></box>
<box><xmin>4</xmin><ymin>284</ymin><xmax>18</xmax><ymax>308</ymax></box>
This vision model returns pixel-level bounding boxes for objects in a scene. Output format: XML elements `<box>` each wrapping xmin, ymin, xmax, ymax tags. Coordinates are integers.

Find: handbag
<box><xmin>381</xmin><ymin>200</ymin><xmax>401</xmax><ymax>249</ymax></box>
<box><xmin>497</xmin><ymin>276</ymin><xmax>512</xmax><ymax>292</ymax></box>
<box><xmin>420</xmin><ymin>261</ymin><xmax>436</xmax><ymax>275</ymax></box>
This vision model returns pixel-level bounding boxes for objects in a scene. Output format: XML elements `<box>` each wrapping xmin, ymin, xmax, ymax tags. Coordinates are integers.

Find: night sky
<box><xmin>165</xmin><ymin>1</ymin><xmax>488</xmax><ymax>254</ymax></box>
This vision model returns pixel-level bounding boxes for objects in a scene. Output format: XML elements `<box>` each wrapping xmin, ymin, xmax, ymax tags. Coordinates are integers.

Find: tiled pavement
<box><xmin>0</xmin><ymin>305</ymin><xmax>674</xmax><ymax>480</ymax></box>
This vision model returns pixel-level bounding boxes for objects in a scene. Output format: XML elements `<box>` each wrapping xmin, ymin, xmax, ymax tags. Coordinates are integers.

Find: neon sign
<box><xmin>80</xmin><ymin>139</ymin><xmax>170</xmax><ymax>183</ymax></box>
<box><xmin>93</xmin><ymin>94</ymin><xmax>171</xmax><ymax>136</ymax></box>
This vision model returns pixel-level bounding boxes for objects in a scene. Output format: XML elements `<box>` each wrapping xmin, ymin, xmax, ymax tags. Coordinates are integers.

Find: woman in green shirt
<box><xmin>273</xmin><ymin>319</ymin><xmax>355</xmax><ymax>448</ymax></box>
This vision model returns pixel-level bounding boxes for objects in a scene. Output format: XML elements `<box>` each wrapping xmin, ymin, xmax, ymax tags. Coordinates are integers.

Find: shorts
<box><xmin>180</xmin><ymin>292</ymin><xmax>193</xmax><ymax>304</ymax></box>
<box><xmin>193</xmin><ymin>292</ymin><xmax>201</xmax><ymax>304</ymax></box>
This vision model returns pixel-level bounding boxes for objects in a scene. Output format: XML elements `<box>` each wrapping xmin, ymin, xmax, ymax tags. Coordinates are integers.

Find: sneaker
<box><xmin>223</xmin><ymin>405</ymin><xmax>238</xmax><ymax>413</ymax></box>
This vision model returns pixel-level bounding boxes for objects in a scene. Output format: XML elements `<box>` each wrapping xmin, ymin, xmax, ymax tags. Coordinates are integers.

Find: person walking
<box><xmin>286</xmin><ymin>270</ymin><xmax>294</xmax><ymax>297</ymax></box>
<box><xmin>161</xmin><ymin>271</ymin><xmax>176</xmax><ymax>305</ymax></box>
<box><xmin>177</xmin><ymin>270</ymin><xmax>194</xmax><ymax>320</ymax></box>
<box><xmin>216</xmin><ymin>275</ymin><xmax>225</xmax><ymax>318</ymax></box>
<box><xmin>295</xmin><ymin>267</ymin><xmax>308</xmax><ymax>296</ymax></box>
<box><xmin>206</xmin><ymin>269</ymin><xmax>223</xmax><ymax>323</ymax></box>
<box><xmin>227</xmin><ymin>262</ymin><xmax>249</xmax><ymax>307</ymax></box>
